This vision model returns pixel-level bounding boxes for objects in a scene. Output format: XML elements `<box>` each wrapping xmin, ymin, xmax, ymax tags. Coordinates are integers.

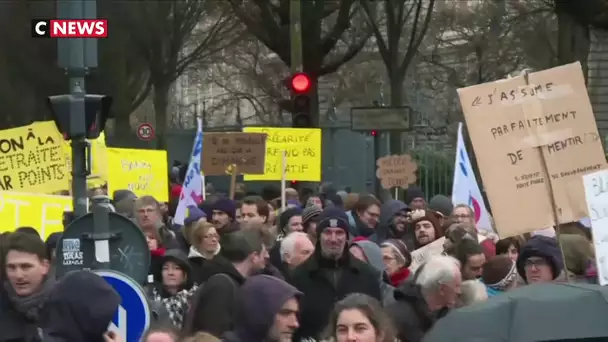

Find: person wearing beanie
<box><xmin>113</xmin><ymin>189</ymin><xmax>138</xmax><ymax>218</ymax></box>
<box><xmin>381</xmin><ymin>239</ymin><xmax>412</xmax><ymax>287</ymax></box>
<box><xmin>482</xmin><ymin>255</ymin><xmax>518</xmax><ymax>297</ymax></box>
<box><xmin>211</xmin><ymin>198</ymin><xmax>240</xmax><ymax>236</ymax></box>
<box><xmin>277</xmin><ymin>207</ymin><xmax>304</xmax><ymax>237</ymax></box>
<box><xmin>410</xmin><ymin>209</ymin><xmax>444</xmax><ymax>249</ymax></box>
<box><xmin>428</xmin><ymin>195</ymin><xmax>453</xmax><ymax>227</ymax></box>
<box><xmin>302</xmin><ymin>206</ymin><xmax>322</xmax><ymax>243</ymax></box>
<box><xmin>517</xmin><ymin>235</ymin><xmax>564</xmax><ymax>284</ymax></box>
<box><xmin>404</xmin><ymin>186</ymin><xmax>426</xmax><ymax>209</ymax></box>
<box><xmin>223</xmin><ymin>275</ymin><xmax>302</xmax><ymax>342</ymax></box>
<box><xmin>289</xmin><ymin>208</ymin><xmax>382</xmax><ymax>341</ymax></box>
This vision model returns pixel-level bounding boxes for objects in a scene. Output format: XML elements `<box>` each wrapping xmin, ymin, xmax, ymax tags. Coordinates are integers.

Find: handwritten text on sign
<box><xmin>243</xmin><ymin>127</ymin><xmax>322</xmax><ymax>181</ymax></box>
<box><xmin>106</xmin><ymin>148</ymin><xmax>169</xmax><ymax>202</ymax></box>
<box><xmin>202</xmin><ymin>132</ymin><xmax>267</xmax><ymax>175</ymax></box>
<box><xmin>583</xmin><ymin>170</ymin><xmax>608</xmax><ymax>286</ymax></box>
<box><xmin>0</xmin><ymin>121</ymin><xmax>68</xmax><ymax>193</ymax></box>
<box><xmin>457</xmin><ymin>62</ymin><xmax>607</xmax><ymax>236</ymax></box>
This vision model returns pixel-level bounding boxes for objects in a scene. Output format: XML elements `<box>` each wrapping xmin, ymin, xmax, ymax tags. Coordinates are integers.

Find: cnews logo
<box><xmin>32</xmin><ymin>19</ymin><xmax>108</xmax><ymax>38</ymax></box>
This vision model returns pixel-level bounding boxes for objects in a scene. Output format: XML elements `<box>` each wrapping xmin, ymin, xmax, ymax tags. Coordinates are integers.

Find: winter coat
<box><xmin>182</xmin><ymin>256</ymin><xmax>246</xmax><ymax>337</ymax></box>
<box><xmin>289</xmin><ymin>247</ymin><xmax>382</xmax><ymax>340</ymax></box>
<box><xmin>40</xmin><ymin>270</ymin><xmax>120</xmax><ymax>342</ymax></box>
<box><xmin>0</xmin><ymin>288</ymin><xmax>42</xmax><ymax>342</ymax></box>
<box><xmin>222</xmin><ymin>275</ymin><xmax>301</xmax><ymax>342</ymax></box>
<box><xmin>386</xmin><ymin>280</ymin><xmax>449</xmax><ymax>342</ymax></box>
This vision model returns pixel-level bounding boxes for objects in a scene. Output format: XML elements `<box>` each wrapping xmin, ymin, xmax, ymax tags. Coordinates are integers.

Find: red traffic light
<box><xmin>291</xmin><ymin>73</ymin><xmax>311</xmax><ymax>93</ymax></box>
<box><xmin>371</xmin><ymin>130</ymin><xmax>377</xmax><ymax>136</ymax></box>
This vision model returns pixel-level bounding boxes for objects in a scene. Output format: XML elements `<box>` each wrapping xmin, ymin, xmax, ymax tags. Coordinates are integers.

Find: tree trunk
<box><xmin>152</xmin><ymin>82</ymin><xmax>170</xmax><ymax>149</ymax></box>
<box><xmin>389</xmin><ymin>76</ymin><xmax>405</xmax><ymax>155</ymax></box>
<box><xmin>556</xmin><ymin>7</ymin><xmax>590</xmax><ymax>82</ymax></box>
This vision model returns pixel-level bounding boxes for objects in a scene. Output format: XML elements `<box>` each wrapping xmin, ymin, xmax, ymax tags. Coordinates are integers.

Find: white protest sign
<box><xmin>583</xmin><ymin>170</ymin><xmax>608</xmax><ymax>286</ymax></box>
<box><xmin>409</xmin><ymin>237</ymin><xmax>446</xmax><ymax>273</ymax></box>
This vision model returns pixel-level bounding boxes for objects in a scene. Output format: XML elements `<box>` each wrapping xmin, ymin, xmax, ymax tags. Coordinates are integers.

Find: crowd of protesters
<box><xmin>0</xmin><ymin>175</ymin><xmax>598</xmax><ymax>342</ymax></box>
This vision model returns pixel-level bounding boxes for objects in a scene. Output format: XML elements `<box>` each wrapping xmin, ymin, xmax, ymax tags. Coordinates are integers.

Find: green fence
<box><xmin>408</xmin><ymin>147</ymin><xmax>455</xmax><ymax>199</ymax></box>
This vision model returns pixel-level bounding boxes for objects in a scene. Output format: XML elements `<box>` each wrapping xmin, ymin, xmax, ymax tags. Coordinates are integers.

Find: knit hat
<box><xmin>113</xmin><ymin>189</ymin><xmax>137</xmax><ymax>203</ymax></box>
<box><xmin>184</xmin><ymin>205</ymin><xmax>206</xmax><ymax>225</ymax></box>
<box><xmin>404</xmin><ymin>187</ymin><xmax>425</xmax><ymax>206</ymax></box>
<box><xmin>516</xmin><ymin>235</ymin><xmax>564</xmax><ymax>282</ymax></box>
<box><xmin>278</xmin><ymin>207</ymin><xmax>303</xmax><ymax>234</ymax></box>
<box><xmin>316</xmin><ymin>208</ymin><xmax>350</xmax><ymax>235</ymax></box>
<box><xmin>483</xmin><ymin>255</ymin><xmax>518</xmax><ymax>292</ymax></box>
<box><xmin>302</xmin><ymin>206</ymin><xmax>322</xmax><ymax>225</ymax></box>
<box><xmin>428</xmin><ymin>195</ymin><xmax>453</xmax><ymax>217</ymax></box>
<box><xmin>411</xmin><ymin>209</ymin><xmax>441</xmax><ymax>233</ymax></box>
<box><xmin>212</xmin><ymin>198</ymin><xmax>237</xmax><ymax>219</ymax></box>
<box><xmin>381</xmin><ymin>239</ymin><xmax>411</xmax><ymax>268</ymax></box>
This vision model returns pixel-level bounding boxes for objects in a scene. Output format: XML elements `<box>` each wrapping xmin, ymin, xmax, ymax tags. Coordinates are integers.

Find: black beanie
<box><xmin>516</xmin><ymin>235</ymin><xmax>564</xmax><ymax>282</ymax></box>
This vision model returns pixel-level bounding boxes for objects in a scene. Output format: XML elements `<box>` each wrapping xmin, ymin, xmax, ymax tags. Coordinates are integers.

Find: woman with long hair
<box><xmin>325</xmin><ymin>293</ymin><xmax>397</xmax><ymax>342</ymax></box>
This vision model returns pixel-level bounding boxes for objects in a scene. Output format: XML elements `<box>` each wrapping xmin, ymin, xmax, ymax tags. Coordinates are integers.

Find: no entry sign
<box><xmin>136</xmin><ymin>123</ymin><xmax>154</xmax><ymax>141</ymax></box>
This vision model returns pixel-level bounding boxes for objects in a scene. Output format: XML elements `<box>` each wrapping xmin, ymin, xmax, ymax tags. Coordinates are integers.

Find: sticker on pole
<box><xmin>96</xmin><ymin>270</ymin><xmax>151</xmax><ymax>342</ymax></box>
<box><xmin>136</xmin><ymin>123</ymin><xmax>155</xmax><ymax>141</ymax></box>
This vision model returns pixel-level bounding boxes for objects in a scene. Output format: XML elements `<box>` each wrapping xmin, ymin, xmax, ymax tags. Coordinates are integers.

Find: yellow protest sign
<box><xmin>0</xmin><ymin>191</ymin><xmax>71</xmax><ymax>239</ymax></box>
<box><xmin>62</xmin><ymin>131</ymin><xmax>108</xmax><ymax>189</ymax></box>
<box><xmin>106</xmin><ymin>148</ymin><xmax>169</xmax><ymax>202</ymax></box>
<box><xmin>0</xmin><ymin>121</ymin><xmax>69</xmax><ymax>193</ymax></box>
<box><xmin>243</xmin><ymin>127</ymin><xmax>321</xmax><ymax>181</ymax></box>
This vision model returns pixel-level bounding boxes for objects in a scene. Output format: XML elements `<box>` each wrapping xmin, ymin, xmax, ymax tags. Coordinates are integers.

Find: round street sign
<box><xmin>136</xmin><ymin>123</ymin><xmax>155</xmax><ymax>141</ymax></box>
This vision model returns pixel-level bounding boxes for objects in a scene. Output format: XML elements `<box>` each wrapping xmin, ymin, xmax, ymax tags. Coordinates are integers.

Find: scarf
<box><xmin>4</xmin><ymin>276</ymin><xmax>55</xmax><ymax>321</ymax></box>
<box><xmin>151</xmin><ymin>284</ymin><xmax>198</xmax><ymax>328</ymax></box>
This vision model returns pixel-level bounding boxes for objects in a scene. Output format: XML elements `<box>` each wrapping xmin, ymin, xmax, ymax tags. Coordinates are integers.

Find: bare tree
<box><xmin>227</xmin><ymin>0</ymin><xmax>372</xmax><ymax>126</ymax></box>
<box><xmin>360</xmin><ymin>0</ymin><xmax>435</xmax><ymax>153</ymax></box>
<box><xmin>111</xmin><ymin>0</ymin><xmax>241</xmax><ymax>147</ymax></box>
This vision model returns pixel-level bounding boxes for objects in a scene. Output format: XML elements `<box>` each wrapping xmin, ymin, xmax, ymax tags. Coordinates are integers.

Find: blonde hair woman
<box><xmin>188</xmin><ymin>221</ymin><xmax>221</xmax><ymax>285</ymax></box>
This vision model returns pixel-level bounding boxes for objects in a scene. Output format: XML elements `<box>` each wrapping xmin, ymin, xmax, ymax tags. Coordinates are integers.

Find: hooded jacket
<box><xmin>222</xmin><ymin>275</ymin><xmax>302</xmax><ymax>342</ymax></box>
<box><xmin>40</xmin><ymin>270</ymin><xmax>120</xmax><ymax>342</ymax></box>
<box><xmin>369</xmin><ymin>200</ymin><xmax>409</xmax><ymax>243</ymax></box>
<box><xmin>351</xmin><ymin>240</ymin><xmax>396</xmax><ymax>306</ymax></box>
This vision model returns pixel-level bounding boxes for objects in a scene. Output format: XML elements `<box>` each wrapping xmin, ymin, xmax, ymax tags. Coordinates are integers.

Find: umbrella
<box><xmin>423</xmin><ymin>283</ymin><xmax>608</xmax><ymax>342</ymax></box>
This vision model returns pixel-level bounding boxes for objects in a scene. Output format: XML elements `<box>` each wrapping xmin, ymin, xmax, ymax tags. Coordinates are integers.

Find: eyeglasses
<box><xmin>203</xmin><ymin>234</ymin><xmax>219</xmax><ymax>240</ymax></box>
<box><xmin>524</xmin><ymin>259</ymin><xmax>548</xmax><ymax>268</ymax></box>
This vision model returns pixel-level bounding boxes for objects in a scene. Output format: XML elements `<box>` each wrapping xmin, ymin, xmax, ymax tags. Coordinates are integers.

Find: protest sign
<box><xmin>376</xmin><ymin>154</ymin><xmax>418</xmax><ymax>189</ymax></box>
<box><xmin>0</xmin><ymin>191</ymin><xmax>71</xmax><ymax>239</ymax></box>
<box><xmin>202</xmin><ymin>132</ymin><xmax>267</xmax><ymax>175</ymax></box>
<box><xmin>583</xmin><ymin>170</ymin><xmax>608</xmax><ymax>286</ymax></box>
<box><xmin>0</xmin><ymin>121</ymin><xmax>69</xmax><ymax>194</ymax></box>
<box><xmin>409</xmin><ymin>237</ymin><xmax>446</xmax><ymax>273</ymax></box>
<box><xmin>457</xmin><ymin>62</ymin><xmax>607</xmax><ymax>237</ymax></box>
<box><xmin>106</xmin><ymin>148</ymin><xmax>169</xmax><ymax>202</ymax></box>
<box><xmin>243</xmin><ymin>127</ymin><xmax>321</xmax><ymax>181</ymax></box>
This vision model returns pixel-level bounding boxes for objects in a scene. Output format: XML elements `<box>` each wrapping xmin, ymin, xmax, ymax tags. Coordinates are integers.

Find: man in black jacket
<box><xmin>386</xmin><ymin>255</ymin><xmax>462</xmax><ymax>342</ymax></box>
<box><xmin>289</xmin><ymin>208</ymin><xmax>382</xmax><ymax>340</ymax></box>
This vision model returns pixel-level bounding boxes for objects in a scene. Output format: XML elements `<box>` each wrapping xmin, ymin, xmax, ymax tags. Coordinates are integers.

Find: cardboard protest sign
<box><xmin>376</xmin><ymin>154</ymin><xmax>418</xmax><ymax>189</ymax></box>
<box><xmin>0</xmin><ymin>191</ymin><xmax>71</xmax><ymax>239</ymax></box>
<box><xmin>202</xmin><ymin>132</ymin><xmax>267</xmax><ymax>175</ymax></box>
<box><xmin>409</xmin><ymin>237</ymin><xmax>446</xmax><ymax>273</ymax></box>
<box><xmin>243</xmin><ymin>127</ymin><xmax>322</xmax><ymax>181</ymax></box>
<box><xmin>457</xmin><ymin>62</ymin><xmax>607</xmax><ymax>237</ymax></box>
<box><xmin>106</xmin><ymin>148</ymin><xmax>169</xmax><ymax>202</ymax></box>
<box><xmin>0</xmin><ymin>121</ymin><xmax>69</xmax><ymax>194</ymax></box>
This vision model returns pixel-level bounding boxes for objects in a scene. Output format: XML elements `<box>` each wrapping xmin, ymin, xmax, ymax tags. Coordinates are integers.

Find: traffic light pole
<box><xmin>290</xmin><ymin>0</ymin><xmax>303</xmax><ymax>72</ymax></box>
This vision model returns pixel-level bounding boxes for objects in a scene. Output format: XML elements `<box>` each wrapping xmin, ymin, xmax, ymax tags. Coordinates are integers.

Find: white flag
<box><xmin>174</xmin><ymin>118</ymin><xmax>204</xmax><ymax>225</ymax></box>
<box><xmin>452</xmin><ymin>122</ymin><xmax>493</xmax><ymax>233</ymax></box>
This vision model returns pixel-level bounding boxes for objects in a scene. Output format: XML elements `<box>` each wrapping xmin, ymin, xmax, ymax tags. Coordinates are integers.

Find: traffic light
<box><xmin>371</xmin><ymin>130</ymin><xmax>377</xmax><ymax>136</ymax></box>
<box><xmin>47</xmin><ymin>94</ymin><xmax>113</xmax><ymax>140</ymax></box>
<box><xmin>290</xmin><ymin>72</ymin><xmax>312</xmax><ymax>128</ymax></box>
